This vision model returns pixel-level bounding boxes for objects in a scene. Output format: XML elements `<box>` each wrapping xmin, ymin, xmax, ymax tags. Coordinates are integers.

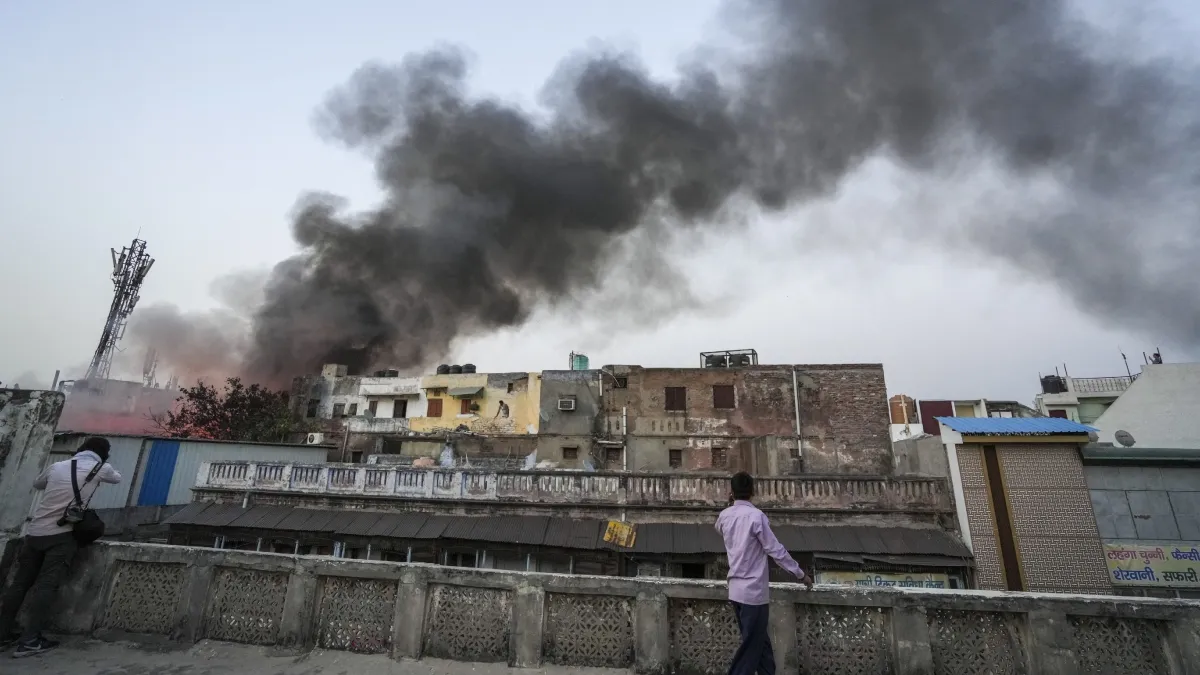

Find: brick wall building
<box><xmin>292</xmin><ymin>357</ymin><xmax>893</xmax><ymax>476</ymax></box>
<box><xmin>590</xmin><ymin>363</ymin><xmax>891</xmax><ymax>475</ymax></box>
<box><xmin>940</xmin><ymin>417</ymin><xmax>1112</xmax><ymax>594</ymax></box>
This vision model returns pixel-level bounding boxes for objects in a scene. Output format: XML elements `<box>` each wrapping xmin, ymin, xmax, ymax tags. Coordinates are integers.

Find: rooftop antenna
<box><xmin>1119</xmin><ymin>347</ymin><xmax>1132</xmax><ymax>379</ymax></box>
<box><xmin>142</xmin><ymin>347</ymin><xmax>159</xmax><ymax>388</ymax></box>
<box><xmin>84</xmin><ymin>238</ymin><xmax>155</xmax><ymax>387</ymax></box>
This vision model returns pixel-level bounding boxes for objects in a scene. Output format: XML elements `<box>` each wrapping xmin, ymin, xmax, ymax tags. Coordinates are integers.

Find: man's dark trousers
<box><xmin>728</xmin><ymin>602</ymin><xmax>773</xmax><ymax>675</ymax></box>
<box><xmin>0</xmin><ymin>533</ymin><xmax>78</xmax><ymax>640</ymax></box>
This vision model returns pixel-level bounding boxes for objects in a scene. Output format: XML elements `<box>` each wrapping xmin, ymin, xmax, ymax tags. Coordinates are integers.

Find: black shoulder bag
<box><xmin>60</xmin><ymin>459</ymin><xmax>106</xmax><ymax>545</ymax></box>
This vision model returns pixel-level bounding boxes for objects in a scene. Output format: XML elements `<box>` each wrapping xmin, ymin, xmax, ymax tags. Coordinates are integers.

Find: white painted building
<box><xmin>1089</xmin><ymin>363</ymin><xmax>1200</xmax><ymax>450</ymax></box>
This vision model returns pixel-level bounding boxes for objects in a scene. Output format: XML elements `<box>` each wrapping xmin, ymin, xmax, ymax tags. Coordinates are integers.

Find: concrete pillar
<box><xmin>768</xmin><ymin>599</ymin><xmax>797</xmax><ymax>675</ymax></box>
<box><xmin>635</xmin><ymin>592</ymin><xmax>670</xmax><ymax>675</ymax></box>
<box><xmin>890</xmin><ymin>606</ymin><xmax>934</xmax><ymax>675</ymax></box>
<box><xmin>1167</xmin><ymin>618</ymin><xmax>1200</xmax><ymax>675</ymax></box>
<box><xmin>277</xmin><ymin>569</ymin><xmax>318</xmax><ymax>649</ymax></box>
<box><xmin>391</xmin><ymin>572</ymin><xmax>427</xmax><ymax>660</ymax></box>
<box><xmin>1026</xmin><ymin>611</ymin><xmax>1079</xmax><ymax>675</ymax></box>
<box><xmin>511</xmin><ymin>584</ymin><xmax>545</xmax><ymax>668</ymax></box>
<box><xmin>175</xmin><ymin>563</ymin><xmax>215</xmax><ymax>643</ymax></box>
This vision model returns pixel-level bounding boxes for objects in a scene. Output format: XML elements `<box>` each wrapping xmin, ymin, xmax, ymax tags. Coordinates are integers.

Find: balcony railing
<box><xmin>193</xmin><ymin>461</ymin><xmax>953</xmax><ymax>512</ymax></box>
<box><xmin>1070</xmin><ymin>375</ymin><xmax>1136</xmax><ymax>394</ymax></box>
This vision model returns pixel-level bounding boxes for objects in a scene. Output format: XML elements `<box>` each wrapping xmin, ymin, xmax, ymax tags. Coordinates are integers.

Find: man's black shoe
<box><xmin>12</xmin><ymin>635</ymin><xmax>60</xmax><ymax>658</ymax></box>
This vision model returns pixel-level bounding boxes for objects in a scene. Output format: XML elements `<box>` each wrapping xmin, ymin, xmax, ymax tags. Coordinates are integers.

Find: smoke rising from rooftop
<box><xmin>136</xmin><ymin>0</ymin><xmax>1200</xmax><ymax>385</ymax></box>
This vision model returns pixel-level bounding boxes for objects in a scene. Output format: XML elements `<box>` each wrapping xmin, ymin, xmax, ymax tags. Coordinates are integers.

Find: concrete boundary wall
<box><xmin>42</xmin><ymin>542</ymin><xmax>1200</xmax><ymax>675</ymax></box>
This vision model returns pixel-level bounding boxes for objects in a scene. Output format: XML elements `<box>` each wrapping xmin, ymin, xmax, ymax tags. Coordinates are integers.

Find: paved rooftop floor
<box><xmin>6</xmin><ymin>638</ymin><xmax>630</xmax><ymax>675</ymax></box>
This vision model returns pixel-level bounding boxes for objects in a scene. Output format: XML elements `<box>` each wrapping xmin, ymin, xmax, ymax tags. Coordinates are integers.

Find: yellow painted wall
<box><xmin>409</xmin><ymin>373</ymin><xmax>541</xmax><ymax>435</ymax></box>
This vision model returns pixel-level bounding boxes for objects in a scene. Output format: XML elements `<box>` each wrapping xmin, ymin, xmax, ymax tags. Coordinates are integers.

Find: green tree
<box><xmin>152</xmin><ymin>377</ymin><xmax>310</xmax><ymax>442</ymax></box>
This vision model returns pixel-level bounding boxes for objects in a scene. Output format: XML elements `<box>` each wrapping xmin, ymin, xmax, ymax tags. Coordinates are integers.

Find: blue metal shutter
<box><xmin>136</xmin><ymin>439</ymin><xmax>180</xmax><ymax>506</ymax></box>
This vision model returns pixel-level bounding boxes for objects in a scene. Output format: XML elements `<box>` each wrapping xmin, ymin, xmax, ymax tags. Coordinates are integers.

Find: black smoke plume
<box><xmin>141</xmin><ymin>0</ymin><xmax>1200</xmax><ymax>385</ymax></box>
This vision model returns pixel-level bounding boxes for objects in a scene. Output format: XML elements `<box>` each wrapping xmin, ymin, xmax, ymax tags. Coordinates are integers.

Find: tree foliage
<box><xmin>152</xmin><ymin>377</ymin><xmax>309</xmax><ymax>442</ymax></box>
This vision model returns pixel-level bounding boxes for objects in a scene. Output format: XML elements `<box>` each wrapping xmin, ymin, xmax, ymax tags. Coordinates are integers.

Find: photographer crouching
<box><xmin>0</xmin><ymin>437</ymin><xmax>122</xmax><ymax>658</ymax></box>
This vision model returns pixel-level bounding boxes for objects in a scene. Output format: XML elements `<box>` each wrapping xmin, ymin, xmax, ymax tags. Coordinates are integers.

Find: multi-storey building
<box><xmin>1035</xmin><ymin>372</ymin><xmax>1137</xmax><ymax>424</ymax></box>
<box><xmin>291</xmin><ymin>351</ymin><xmax>893</xmax><ymax>476</ymax></box>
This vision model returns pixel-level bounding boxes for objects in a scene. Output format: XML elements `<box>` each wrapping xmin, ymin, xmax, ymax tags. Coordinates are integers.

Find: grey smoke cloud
<box><xmin>136</xmin><ymin>0</ymin><xmax>1200</xmax><ymax>385</ymax></box>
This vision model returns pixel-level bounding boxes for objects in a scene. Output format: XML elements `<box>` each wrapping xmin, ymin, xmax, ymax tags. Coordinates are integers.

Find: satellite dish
<box><xmin>1115</xmin><ymin>430</ymin><xmax>1136</xmax><ymax>448</ymax></box>
<box><xmin>1087</xmin><ymin>431</ymin><xmax>1099</xmax><ymax>442</ymax></box>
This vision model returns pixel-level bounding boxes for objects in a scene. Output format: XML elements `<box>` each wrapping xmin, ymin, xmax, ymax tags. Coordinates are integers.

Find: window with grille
<box><xmin>669</xmin><ymin>449</ymin><xmax>682</xmax><ymax>468</ymax></box>
<box><xmin>713</xmin><ymin>385</ymin><xmax>735</xmax><ymax>409</ymax></box>
<box><xmin>605</xmin><ymin>447</ymin><xmax>623</xmax><ymax>469</ymax></box>
<box><xmin>427</xmin><ymin>399</ymin><xmax>443</xmax><ymax>417</ymax></box>
<box><xmin>665</xmin><ymin>387</ymin><xmax>687</xmax><ymax>411</ymax></box>
<box><xmin>563</xmin><ymin>447</ymin><xmax>579</xmax><ymax>460</ymax></box>
<box><xmin>711</xmin><ymin>447</ymin><xmax>727</xmax><ymax>468</ymax></box>
<box><xmin>332</xmin><ymin>403</ymin><xmax>345</xmax><ymax>418</ymax></box>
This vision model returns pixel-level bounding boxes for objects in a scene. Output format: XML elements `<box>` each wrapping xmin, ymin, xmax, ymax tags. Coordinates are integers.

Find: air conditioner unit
<box><xmin>557</xmin><ymin>398</ymin><xmax>577</xmax><ymax>412</ymax></box>
<box><xmin>306</xmin><ymin>433</ymin><xmax>325</xmax><ymax>445</ymax></box>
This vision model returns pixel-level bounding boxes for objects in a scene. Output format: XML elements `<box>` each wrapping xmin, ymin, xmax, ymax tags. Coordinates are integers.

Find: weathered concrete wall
<box><xmin>602</xmin><ymin>364</ymin><xmax>891</xmax><ymax>476</ymax></box>
<box><xmin>537</xmin><ymin>370</ymin><xmax>603</xmax><ymax>469</ymax></box>
<box><xmin>0</xmin><ymin>389</ymin><xmax>64</xmax><ymax>536</ymax></box>
<box><xmin>45</xmin><ymin>541</ymin><xmax>1200</xmax><ymax>675</ymax></box>
<box><xmin>0</xmin><ymin>389</ymin><xmax>65</xmax><ymax>595</ymax></box>
<box><xmin>893</xmin><ymin>435</ymin><xmax>949</xmax><ymax>477</ymax></box>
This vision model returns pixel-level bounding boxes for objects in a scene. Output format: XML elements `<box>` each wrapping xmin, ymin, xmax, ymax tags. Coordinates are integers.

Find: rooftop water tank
<box><xmin>449</xmin><ymin>364</ymin><xmax>463</xmax><ymax>374</ymax></box>
<box><xmin>570</xmin><ymin>353</ymin><xmax>590</xmax><ymax>371</ymax></box>
<box><xmin>436</xmin><ymin>364</ymin><xmax>450</xmax><ymax>375</ymax></box>
<box><xmin>462</xmin><ymin>363</ymin><xmax>477</xmax><ymax>373</ymax></box>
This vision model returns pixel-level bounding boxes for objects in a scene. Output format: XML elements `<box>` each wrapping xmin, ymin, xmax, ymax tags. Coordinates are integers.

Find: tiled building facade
<box><xmin>942</xmin><ymin>418</ymin><xmax>1112</xmax><ymax>594</ymax></box>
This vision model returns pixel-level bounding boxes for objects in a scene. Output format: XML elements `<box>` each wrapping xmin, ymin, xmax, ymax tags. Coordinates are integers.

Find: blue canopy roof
<box><xmin>935</xmin><ymin>417</ymin><xmax>1095</xmax><ymax>435</ymax></box>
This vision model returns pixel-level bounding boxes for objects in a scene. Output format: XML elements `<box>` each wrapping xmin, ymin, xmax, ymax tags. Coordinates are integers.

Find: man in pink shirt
<box><xmin>715</xmin><ymin>472</ymin><xmax>812</xmax><ymax>675</ymax></box>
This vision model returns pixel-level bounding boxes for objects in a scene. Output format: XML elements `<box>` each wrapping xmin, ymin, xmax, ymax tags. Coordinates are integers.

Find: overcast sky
<box><xmin>2</xmin><ymin>0</ymin><xmax>1197</xmax><ymax>404</ymax></box>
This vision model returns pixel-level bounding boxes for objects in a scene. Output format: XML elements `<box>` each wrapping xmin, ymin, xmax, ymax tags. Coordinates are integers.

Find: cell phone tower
<box><xmin>84</xmin><ymin>238</ymin><xmax>155</xmax><ymax>384</ymax></box>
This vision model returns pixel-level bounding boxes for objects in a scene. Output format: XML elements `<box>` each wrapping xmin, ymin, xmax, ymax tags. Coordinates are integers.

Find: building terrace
<box><xmin>191</xmin><ymin>461</ymin><xmax>954</xmax><ymax>526</ymax></box>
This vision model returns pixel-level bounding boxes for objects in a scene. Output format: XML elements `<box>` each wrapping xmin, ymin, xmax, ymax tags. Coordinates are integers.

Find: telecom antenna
<box><xmin>143</xmin><ymin>347</ymin><xmax>159</xmax><ymax>387</ymax></box>
<box><xmin>84</xmin><ymin>238</ymin><xmax>155</xmax><ymax>384</ymax></box>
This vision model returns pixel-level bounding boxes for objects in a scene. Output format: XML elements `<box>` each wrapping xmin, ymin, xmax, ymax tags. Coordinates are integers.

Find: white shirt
<box><xmin>26</xmin><ymin>451</ymin><xmax>122</xmax><ymax>537</ymax></box>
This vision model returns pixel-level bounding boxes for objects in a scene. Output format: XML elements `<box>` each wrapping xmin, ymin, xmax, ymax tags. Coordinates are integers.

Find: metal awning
<box><xmin>447</xmin><ymin>386</ymin><xmax>483</xmax><ymax>398</ymax></box>
<box><xmin>166</xmin><ymin>504</ymin><xmax>973</xmax><ymax>560</ymax></box>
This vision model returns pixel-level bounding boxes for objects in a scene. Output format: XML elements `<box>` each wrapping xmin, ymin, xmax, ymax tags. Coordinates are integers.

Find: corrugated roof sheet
<box><xmin>167</xmin><ymin>504</ymin><xmax>971</xmax><ymax>559</ymax></box>
<box><xmin>935</xmin><ymin>416</ymin><xmax>1095</xmax><ymax>435</ymax></box>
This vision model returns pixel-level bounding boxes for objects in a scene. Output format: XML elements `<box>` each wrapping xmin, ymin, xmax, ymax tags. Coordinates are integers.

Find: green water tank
<box><xmin>570</xmin><ymin>353</ymin><xmax>590</xmax><ymax>371</ymax></box>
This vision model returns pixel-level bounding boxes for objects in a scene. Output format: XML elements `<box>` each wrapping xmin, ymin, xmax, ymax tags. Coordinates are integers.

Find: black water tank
<box><xmin>385</xmin><ymin>369</ymin><xmax>400</xmax><ymax>377</ymax></box>
<box><xmin>449</xmin><ymin>364</ymin><xmax>463</xmax><ymax>374</ymax></box>
<box><xmin>462</xmin><ymin>363</ymin><xmax>477</xmax><ymax>373</ymax></box>
<box><xmin>373</xmin><ymin>370</ymin><xmax>386</xmax><ymax>377</ymax></box>
<box><xmin>1040</xmin><ymin>375</ymin><xmax>1066</xmax><ymax>394</ymax></box>
<box><xmin>436</xmin><ymin>364</ymin><xmax>451</xmax><ymax>375</ymax></box>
